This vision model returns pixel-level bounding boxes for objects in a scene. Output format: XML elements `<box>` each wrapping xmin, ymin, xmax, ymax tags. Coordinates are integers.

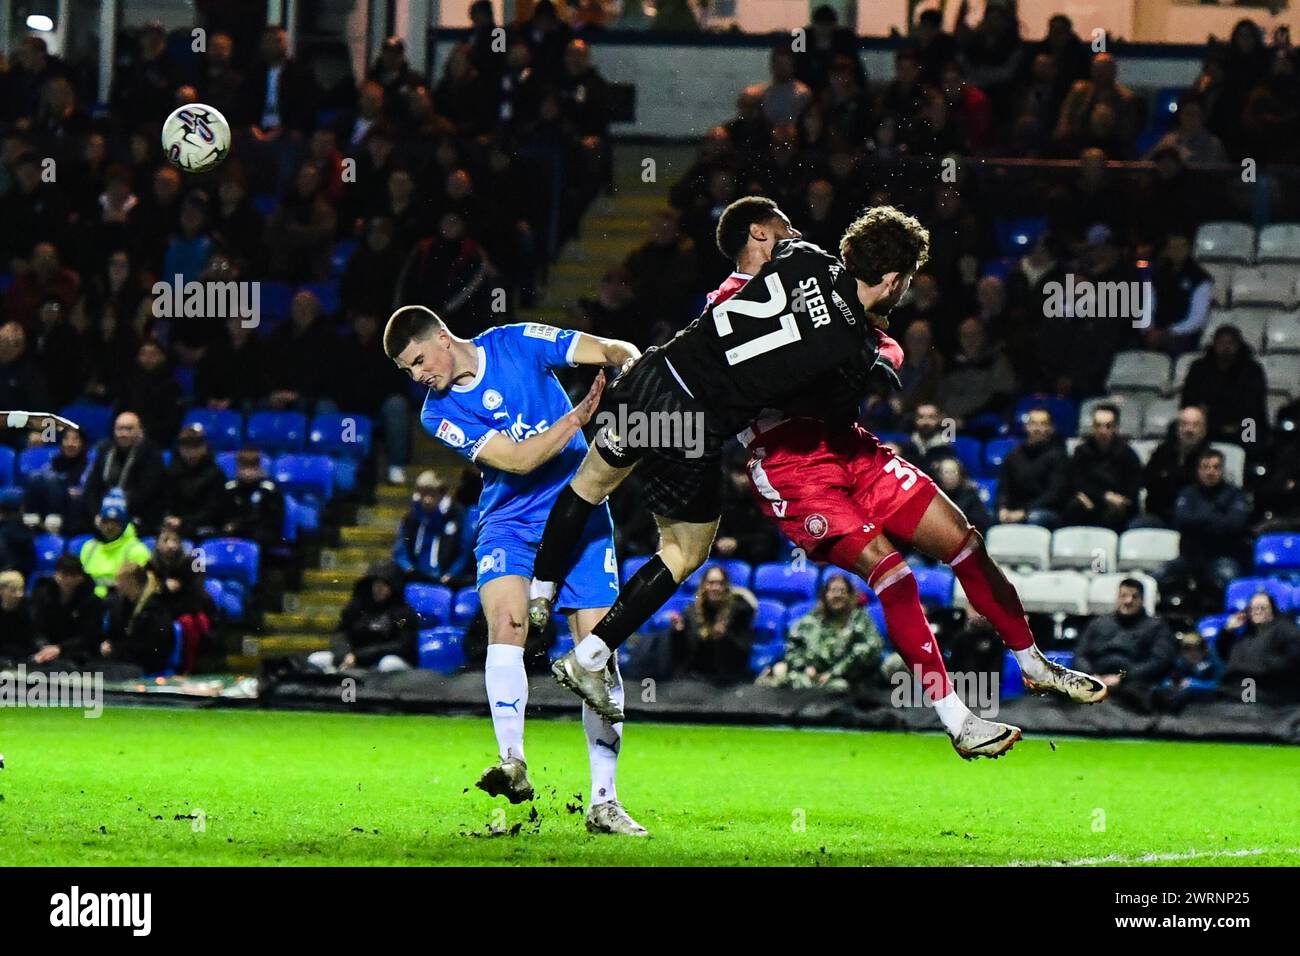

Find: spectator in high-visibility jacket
<box><xmin>79</xmin><ymin>500</ymin><xmax>150</xmax><ymax>598</ymax></box>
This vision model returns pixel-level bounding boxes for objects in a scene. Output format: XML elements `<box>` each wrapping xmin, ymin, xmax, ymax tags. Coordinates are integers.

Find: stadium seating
<box><xmin>181</xmin><ymin>409</ymin><xmax>243</xmax><ymax>450</ymax></box>
<box><xmin>1202</xmin><ymin>261</ymin><xmax>1234</xmax><ymax>306</ymax></box>
<box><xmin>60</xmin><ymin>403</ymin><xmax>114</xmax><ymax>443</ymax></box>
<box><xmin>452</xmin><ymin>587</ymin><xmax>481</xmax><ymax>626</ymax></box>
<box><xmin>246</xmin><ymin>411</ymin><xmax>307</xmax><ymax>453</ymax></box>
<box><xmin>1230</xmin><ymin>265</ymin><xmax>1299</xmax><ymax>308</ymax></box>
<box><xmin>648</xmin><ymin>594</ymin><xmax>691</xmax><ymax>631</ymax></box>
<box><xmin>1264</xmin><ymin>313</ymin><xmax>1300</xmax><ymax>353</ymax></box>
<box><xmin>1106</xmin><ymin>351</ymin><xmax>1171</xmax><ymax>394</ymax></box>
<box><xmin>301</xmin><ymin>281</ymin><xmax>342</xmax><ymax>316</ymax></box>
<box><xmin>1210</xmin><ymin>442</ymin><xmax>1246</xmax><ymax>486</ymax></box>
<box><xmin>621</xmin><ymin>555</ymin><xmax>650</xmax><ymax>583</ymax></box>
<box><xmin>405</xmin><ymin>583</ymin><xmax>453</xmax><ymax>627</ymax></box>
<box><xmin>1012</xmin><ymin>395</ymin><xmax>1078</xmax><ymax>437</ymax></box>
<box><xmin>308</xmin><ymin>413</ymin><xmax>373</xmax><ymax>459</ymax></box>
<box><xmin>204</xmin><ymin>578</ymin><xmax>245</xmax><ymax>621</ymax></box>
<box><xmin>1087</xmin><ymin>572</ymin><xmax>1159</xmax><ymax>615</ymax></box>
<box><xmin>983</xmin><ymin>437</ymin><xmax>1017</xmax><ymax>474</ymax></box>
<box><xmin>16</xmin><ymin>445</ymin><xmax>57</xmax><ymax>479</ymax></box>
<box><xmin>985</xmin><ymin>524</ymin><xmax>1052</xmax><ymax>570</ymax></box>
<box><xmin>1077</xmin><ymin>395</ymin><xmax>1143</xmax><ymax>437</ymax></box>
<box><xmin>785</xmin><ymin>599</ymin><xmax>815</xmax><ymax>627</ymax></box>
<box><xmin>950</xmin><ymin>436</ymin><xmax>983</xmax><ymax>477</ymax></box>
<box><xmin>200</xmin><ymin>538</ymin><xmax>260</xmax><ymax>588</ymax></box>
<box><xmin>1261</xmin><ymin>354</ymin><xmax>1300</xmax><ymax>398</ymax></box>
<box><xmin>749</xmin><ymin>640</ymin><xmax>785</xmax><ymax>674</ymax></box>
<box><xmin>752</xmin><ymin>562</ymin><xmax>819</xmax><ymax>603</ymax></box>
<box><xmin>1129</xmin><ymin>439</ymin><xmax>1158</xmax><ymax>465</ymax></box>
<box><xmin>753</xmin><ymin>598</ymin><xmax>786</xmax><ymax>643</ymax></box>
<box><xmin>914</xmin><ymin>566</ymin><xmax>954</xmax><ymax>607</ymax></box>
<box><xmin>33</xmin><ymin>533</ymin><xmax>62</xmax><ymax>574</ymax></box>
<box><xmin>1140</xmin><ymin>398</ymin><xmax>1179</xmax><ymax>438</ymax></box>
<box><xmin>1256</xmin><ymin>224</ymin><xmax>1300</xmax><ymax>263</ymax></box>
<box><xmin>680</xmin><ymin>559</ymin><xmax>753</xmax><ymax>594</ymax></box>
<box><xmin>1202</xmin><ymin>307</ymin><xmax>1270</xmax><ymax>351</ymax></box>
<box><xmin>65</xmin><ymin>533</ymin><xmax>92</xmax><ymax>558</ymax></box>
<box><xmin>1224</xmin><ymin>577</ymin><xmax>1294</xmax><ymax>613</ymax></box>
<box><xmin>1255</xmin><ymin>534</ymin><xmax>1300</xmax><ymax>573</ymax></box>
<box><xmin>215</xmin><ymin>451</ymin><xmax>273</xmax><ymax>480</ymax></box>
<box><xmin>1051</xmin><ymin>526</ymin><xmax>1118</xmax><ymax>572</ymax></box>
<box><xmin>1012</xmin><ymin>570</ymin><xmax>1089</xmax><ymax>614</ymax></box>
<box><xmin>258</xmin><ymin>281</ymin><xmax>293</xmax><ymax>322</ymax></box>
<box><xmin>1117</xmin><ymin>528</ymin><xmax>1180</xmax><ymax>572</ymax></box>
<box><xmin>1197</xmin><ymin>614</ymin><xmax>1232</xmax><ymax>651</ymax></box>
<box><xmin>976</xmin><ymin>478</ymin><xmax>997</xmax><ymax>507</ymax></box>
<box><xmin>1194</xmin><ymin>222</ymin><xmax>1255</xmax><ymax>263</ymax></box>
<box><xmin>418</xmin><ymin>627</ymin><xmax>466</xmax><ymax>674</ymax></box>
<box><xmin>0</xmin><ymin>447</ymin><xmax>13</xmax><ymax>487</ymax></box>
<box><xmin>271</xmin><ymin>454</ymin><xmax>335</xmax><ymax>505</ymax></box>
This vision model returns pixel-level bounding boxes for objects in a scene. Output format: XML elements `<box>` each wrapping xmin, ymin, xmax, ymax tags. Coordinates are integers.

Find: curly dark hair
<box><xmin>838</xmin><ymin>205</ymin><xmax>931</xmax><ymax>285</ymax></box>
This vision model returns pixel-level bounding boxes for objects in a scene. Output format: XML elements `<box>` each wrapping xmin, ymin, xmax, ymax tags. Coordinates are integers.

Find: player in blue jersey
<box><xmin>383</xmin><ymin>305</ymin><xmax>648</xmax><ymax>836</ymax></box>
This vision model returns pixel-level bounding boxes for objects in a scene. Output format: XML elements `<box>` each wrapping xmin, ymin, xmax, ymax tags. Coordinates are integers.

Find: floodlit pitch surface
<box><xmin>2</xmin><ymin>707</ymin><xmax>1297</xmax><ymax>866</ymax></box>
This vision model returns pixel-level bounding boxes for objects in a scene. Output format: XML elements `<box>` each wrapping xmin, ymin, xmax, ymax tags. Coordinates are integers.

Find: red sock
<box><xmin>947</xmin><ymin>532</ymin><xmax>1035</xmax><ymax>652</ymax></box>
<box><xmin>868</xmin><ymin>552</ymin><xmax>952</xmax><ymax>702</ymax></box>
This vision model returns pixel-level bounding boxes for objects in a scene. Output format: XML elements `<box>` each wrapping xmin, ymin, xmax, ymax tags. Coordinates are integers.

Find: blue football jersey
<box><xmin>420</xmin><ymin>323</ymin><xmax>586</xmax><ymax>534</ymax></box>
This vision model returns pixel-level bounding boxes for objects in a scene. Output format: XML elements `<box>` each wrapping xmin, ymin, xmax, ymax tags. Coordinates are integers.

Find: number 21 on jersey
<box><xmin>711</xmin><ymin>273</ymin><xmax>802</xmax><ymax>366</ymax></box>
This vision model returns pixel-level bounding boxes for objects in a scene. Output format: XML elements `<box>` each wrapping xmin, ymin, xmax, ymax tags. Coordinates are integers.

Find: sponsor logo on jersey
<box><xmin>522</xmin><ymin>323</ymin><xmax>559</xmax><ymax>341</ymax></box>
<box><xmin>482</xmin><ymin>389</ymin><xmax>503</xmax><ymax>410</ymax></box>
<box><xmin>436</xmin><ymin>419</ymin><xmax>466</xmax><ymax>447</ymax></box>
<box><xmin>831</xmin><ymin>290</ymin><xmax>856</xmax><ymax>326</ymax></box>
<box><xmin>469</xmin><ymin>432</ymin><xmax>494</xmax><ymax>460</ymax></box>
<box><xmin>507</xmin><ymin>414</ymin><xmax>549</xmax><ymax>442</ymax></box>
<box><xmin>805</xmin><ymin>513</ymin><xmax>828</xmax><ymax>538</ymax></box>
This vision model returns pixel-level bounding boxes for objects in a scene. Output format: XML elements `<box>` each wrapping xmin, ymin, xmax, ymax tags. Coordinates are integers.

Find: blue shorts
<box><xmin>475</xmin><ymin>505</ymin><xmax>618</xmax><ymax>612</ymax></box>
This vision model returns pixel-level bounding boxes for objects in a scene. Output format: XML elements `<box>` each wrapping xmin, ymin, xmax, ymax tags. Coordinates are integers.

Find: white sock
<box><xmin>932</xmin><ymin>690</ymin><xmax>974</xmax><ymax>736</ymax></box>
<box><xmin>485</xmin><ymin>643</ymin><xmax>528</xmax><ymax>762</ymax></box>
<box><xmin>529</xmin><ymin>579</ymin><xmax>557</xmax><ymax>602</ymax></box>
<box><xmin>1013</xmin><ymin>645</ymin><xmax>1048</xmax><ymax>680</ymax></box>
<box><xmin>582</xmin><ymin>661</ymin><xmax>624</xmax><ymax>806</ymax></box>
<box><xmin>575</xmin><ymin>633</ymin><xmax>611</xmax><ymax>671</ymax></box>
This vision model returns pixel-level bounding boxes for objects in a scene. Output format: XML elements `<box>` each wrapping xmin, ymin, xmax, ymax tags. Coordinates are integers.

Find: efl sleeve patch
<box><xmin>435</xmin><ymin>419</ymin><xmax>467</xmax><ymax>448</ymax></box>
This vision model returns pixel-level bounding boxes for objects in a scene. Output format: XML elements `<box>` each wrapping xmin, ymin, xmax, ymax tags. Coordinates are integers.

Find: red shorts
<box><xmin>745</xmin><ymin>418</ymin><xmax>939</xmax><ymax>568</ymax></box>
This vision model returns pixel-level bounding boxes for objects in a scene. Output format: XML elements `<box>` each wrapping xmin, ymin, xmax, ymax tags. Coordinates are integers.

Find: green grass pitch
<box><xmin>2</xmin><ymin>706</ymin><xmax>1297</xmax><ymax>866</ymax></box>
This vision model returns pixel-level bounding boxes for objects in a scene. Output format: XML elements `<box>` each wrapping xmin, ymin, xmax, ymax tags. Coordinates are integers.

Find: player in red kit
<box><xmin>707</xmin><ymin>197</ymin><xmax>1107</xmax><ymax>760</ymax></box>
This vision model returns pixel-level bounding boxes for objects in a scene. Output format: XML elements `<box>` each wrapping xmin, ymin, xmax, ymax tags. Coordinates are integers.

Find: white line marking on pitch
<box><xmin>1002</xmin><ymin>847</ymin><xmax>1300</xmax><ymax>867</ymax></box>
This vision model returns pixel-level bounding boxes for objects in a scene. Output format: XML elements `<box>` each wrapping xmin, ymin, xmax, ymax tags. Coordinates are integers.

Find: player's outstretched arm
<box><xmin>570</xmin><ymin>333</ymin><xmax>641</xmax><ymax>376</ymax></box>
<box><xmin>474</xmin><ymin>371</ymin><xmax>606</xmax><ymax>475</ymax></box>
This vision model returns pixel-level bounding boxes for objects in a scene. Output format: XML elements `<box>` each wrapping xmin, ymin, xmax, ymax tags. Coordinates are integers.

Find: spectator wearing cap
<box><xmin>1074</xmin><ymin>577</ymin><xmax>1176</xmax><ymax>707</ymax></box>
<box><xmin>0</xmin><ymin>487</ymin><xmax>35</xmax><ymax>578</ymax></box>
<box><xmin>1162</xmin><ymin>447</ymin><xmax>1252</xmax><ymax>603</ymax></box>
<box><xmin>0</xmin><ymin>569</ymin><xmax>36</xmax><ymax>665</ymax></box>
<box><xmin>164</xmin><ymin>425</ymin><xmax>228</xmax><ymax>539</ymax></box>
<box><xmin>31</xmin><ymin>553</ymin><xmax>104</xmax><ymax>668</ymax></box>
<box><xmin>1063</xmin><ymin>402</ymin><xmax>1142</xmax><ymax>532</ymax></box>
<box><xmin>83</xmin><ymin>413</ymin><xmax>168</xmax><ymax>536</ymax></box>
<box><xmin>392</xmin><ymin>470</ymin><xmax>473</xmax><ymax>587</ymax></box>
<box><xmin>214</xmin><ymin>449</ymin><xmax>285</xmax><ymax>554</ymax></box>
<box><xmin>80</xmin><ymin>499</ymin><xmax>151</xmax><ymax>599</ymax></box>
<box><xmin>100</xmin><ymin>561</ymin><xmax>174</xmax><ymax>676</ymax></box>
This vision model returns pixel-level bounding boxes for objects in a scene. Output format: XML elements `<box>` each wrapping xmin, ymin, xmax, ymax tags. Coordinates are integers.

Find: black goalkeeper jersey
<box><xmin>661</xmin><ymin>239</ymin><xmax>894</xmax><ymax>435</ymax></box>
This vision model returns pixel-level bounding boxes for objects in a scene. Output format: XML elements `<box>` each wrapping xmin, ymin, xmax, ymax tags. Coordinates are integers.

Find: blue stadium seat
<box><xmin>994</xmin><ymin>217</ymin><xmax>1047</xmax><ymax>258</ymax></box>
<box><xmin>60</xmin><ymin>403</ymin><xmax>114</xmax><ymax>443</ymax></box>
<box><xmin>452</xmin><ymin>587</ymin><xmax>481</xmax><ymax>626</ymax></box>
<box><xmin>976</xmin><ymin>478</ymin><xmax>998</xmax><ymax>508</ymax></box>
<box><xmin>0</xmin><ymin>446</ymin><xmax>13</xmax><ymax>487</ymax></box>
<box><xmin>680</xmin><ymin>559</ymin><xmax>753</xmax><ymax>594</ymax></box>
<box><xmin>200</xmin><ymin>538</ymin><xmax>260</xmax><ymax>588</ymax></box>
<box><xmin>17</xmin><ymin>445</ymin><xmax>57</xmax><ymax>478</ymax></box>
<box><xmin>1255</xmin><ymin>534</ymin><xmax>1300</xmax><ymax>573</ymax></box>
<box><xmin>1012</xmin><ymin>395</ymin><xmax>1078</xmax><ymax>438</ymax></box>
<box><xmin>252</xmin><ymin>193</ymin><xmax>278</xmax><ymax>217</ymax></box>
<box><xmin>301</xmin><ymin>281</ymin><xmax>341</xmax><ymax>316</ymax></box>
<box><xmin>1224</xmin><ymin>577</ymin><xmax>1294</xmax><ymax>613</ymax></box>
<box><xmin>246</xmin><ymin>411</ymin><xmax>307</xmax><ymax>453</ymax></box>
<box><xmin>418</xmin><ymin>626</ymin><xmax>466</xmax><ymax>674</ymax></box>
<box><xmin>204</xmin><ymin>578</ymin><xmax>244</xmax><ymax>621</ymax></box>
<box><xmin>867</xmin><ymin>602</ymin><xmax>887</xmax><ymax>638</ymax></box>
<box><xmin>752</xmin><ymin>562</ymin><xmax>819</xmax><ymax>603</ymax></box>
<box><xmin>34</xmin><ymin>534</ymin><xmax>63</xmax><ymax>573</ymax></box>
<box><xmin>817</xmin><ymin>564</ymin><xmax>877</xmax><ymax>602</ymax></box>
<box><xmin>1197</xmin><ymin>614</ymin><xmax>1232</xmax><ymax>653</ymax></box>
<box><xmin>983</xmin><ymin>437</ymin><xmax>1018</xmax><ymax>474</ymax></box>
<box><xmin>406</xmin><ymin>583</ymin><xmax>453</xmax><ymax>627</ymax></box>
<box><xmin>181</xmin><ymin>409</ymin><xmax>243</xmax><ymax>451</ymax></box>
<box><xmin>915</xmin><ymin>566</ymin><xmax>954</xmax><ymax>607</ymax></box>
<box><xmin>749</xmin><ymin>639</ymin><xmax>785</xmax><ymax>675</ymax></box>
<box><xmin>1153</xmin><ymin>86</ymin><xmax>1183</xmax><ymax>131</ymax></box>
<box><xmin>785</xmin><ymin>599</ymin><xmax>815</xmax><ymax>627</ymax></box>
<box><xmin>65</xmin><ymin>534</ymin><xmax>92</xmax><ymax>559</ymax></box>
<box><xmin>950</xmin><ymin>436</ymin><xmax>983</xmax><ymax>477</ymax></box>
<box><xmin>330</xmin><ymin>239</ymin><xmax>358</xmax><ymax>278</ymax></box>
<box><xmin>753</xmin><ymin>598</ymin><xmax>786</xmax><ymax>643</ymax></box>
<box><xmin>272</xmin><ymin>454</ymin><xmax>335</xmax><ymax>504</ymax></box>
<box><xmin>215</xmin><ymin>451</ymin><xmax>272</xmax><ymax>480</ymax></box>
<box><xmin>258</xmin><ymin>281</ymin><xmax>294</xmax><ymax>322</ymax></box>
<box><xmin>648</xmin><ymin>594</ymin><xmax>691</xmax><ymax>631</ymax></box>
<box><xmin>1001</xmin><ymin>650</ymin><xmax>1026</xmax><ymax>700</ymax></box>
<box><xmin>621</xmin><ymin>555</ymin><xmax>650</xmax><ymax>583</ymax></box>
<box><xmin>308</xmin><ymin>413</ymin><xmax>373</xmax><ymax>459</ymax></box>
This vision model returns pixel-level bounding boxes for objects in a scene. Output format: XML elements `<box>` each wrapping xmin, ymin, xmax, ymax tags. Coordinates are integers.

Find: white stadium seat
<box><xmin>1202</xmin><ymin>262</ymin><xmax>1233</xmax><ymax>306</ymax></box>
<box><xmin>1014</xmin><ymin>571</ymin><xmax>1090</xmax><ymax>614</ymax></box>
<box><xmin>1077</xmin><ymin>395</ymin><xmax>1146</xmax><ymax>438</ymax></box>
<box><xmin>1256</xmin><ymin>224</ymin><xmax>1300</xmax><ymax>264</ymax></box>
<box><xmin>1106</xmin><ymin>350</ymin><xmax>1171</xmax><ymax>393</ymax></box>
<box><xmin>1261</xmin><ymin>354</ymin><xmax>1300</xmax><ymax>399</ymax></box>
<box><xmin>1263</xmin><ymin>313</ymin><xmax>1300</xmax><ymax>354</ymax></box>
<box><xmin>1087</xmin><ymin>572</ymin><xmax>1159</xmax><ymax>615</ymax></box>
<box><xmin>1171</xmin><ymin>352</ymin><xmax>1199</xmax><ymax>392</ymax></box>
<box><xmin>986</xmin><ymin>524</ymin><xmax>1052</xmax><ymax>571</ymax></box>
<box><xmin>1051</xmin><ymin>526</ymin><xmax>1119</xmax><ymax>572</ymax></box>
<box><xmin>1229</xmin><ymin>265</ymin><xmax>1299</xmax><ymax>308</ymax></box>
<box><xmin>1118</xmin><ymin>528</ymin><xmax>1181</xmax><ymax>573</ymax></box>
<box><xmin>1210</xmin><ymin>442</ymin><xmax>1246</xmax><ymax>485</ymax></box>
<box><xmin>1201</xmin><ymin>308</ymin><xmax>1270</xmax><ymax>352</ymax></box>
<box><xmin>1194</xmin><ymin>222</ymin><xmax>1255</xmax><ymax>264</ymax></box>
<box><xmin>1141</xmin><ymin>397</ymin><xmax>1180</xmax><ymax>439</ymax></box>
<box><xmin>1129</xmin><ymin>439</ymin><xmax>1158</xmax><ymax>465</ymax></box>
